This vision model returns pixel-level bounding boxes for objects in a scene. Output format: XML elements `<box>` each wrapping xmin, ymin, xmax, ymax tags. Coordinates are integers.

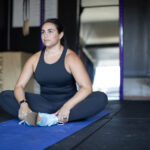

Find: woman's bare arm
<box><xmin>14</xmin><ymin>52</ymin><xmax>40</xmax><ymax>119</ymax></box>
<box><xmin>63</xmin><ymin>50</ymin><xmax>92</xmax><ymax>110</ymax></box>
<box><xmin>14</xmin><ymin>55</ymin><xmax>35</xmax><ymax>103</ymax></box>
<box><xmin>55</xmin><ymin>50</ymin><xmax>92</xmax><ymax>122</ymax></box>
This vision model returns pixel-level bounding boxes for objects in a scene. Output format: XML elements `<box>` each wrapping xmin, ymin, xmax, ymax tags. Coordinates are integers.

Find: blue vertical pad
<box><xmin>0</xmin><ymin>110</ymin><xmax>109</xmax><ymax>150</ymax></box>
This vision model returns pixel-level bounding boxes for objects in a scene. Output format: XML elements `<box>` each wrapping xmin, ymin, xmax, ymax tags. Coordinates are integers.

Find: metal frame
<box><xmin>119</xmin><ymin>0</ymin><xmax>123</xmax><ymax>100</ymax></box>
<box><xmin>40</xmin><ymin>0</ymin><xmax>45</xmax><ymax>50</ymax></box>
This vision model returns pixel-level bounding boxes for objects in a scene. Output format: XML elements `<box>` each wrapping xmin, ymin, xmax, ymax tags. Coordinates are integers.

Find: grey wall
<box><xmin>123</xmin><ymin>0</ymin><xmax>150</xmax><ymax>77</ymax></box>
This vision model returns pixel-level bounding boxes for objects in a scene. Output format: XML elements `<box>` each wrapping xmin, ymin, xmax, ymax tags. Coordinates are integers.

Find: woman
<box><xmin>0</xmin><ymin>18</ymin><xmax>108</xmax><ymax>126</ymax></box>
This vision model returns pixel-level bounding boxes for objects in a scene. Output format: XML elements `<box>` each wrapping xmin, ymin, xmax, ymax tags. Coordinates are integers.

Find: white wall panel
<box><xmin>30</xmin><ymin>0</ymin><xmax>41</xmax><ymax>27</ymax></box>
<box><xmin>13</xmin><ymin>0</ymin><xmax>24</xmax><ymax>27</ymax></box>
<box><xmin>13</xmin><ymin>0</ymin><xmax>58</xmax><ymax>27</ymax></box>
<box><xmin>45</xmin><ymin>0</ymin><xmax>58</xmax><ymax>20</ymax></box>
<box><xmin>13</xmin><ymin>0</ymin><xmax>40</xmax><ymax>27</ymax></box>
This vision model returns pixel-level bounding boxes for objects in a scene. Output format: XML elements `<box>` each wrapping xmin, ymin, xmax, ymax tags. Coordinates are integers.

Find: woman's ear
<box><xmin>59</xmin><ymin>32</ymin><xmax>64</xmax><ymax>40</ymax></box>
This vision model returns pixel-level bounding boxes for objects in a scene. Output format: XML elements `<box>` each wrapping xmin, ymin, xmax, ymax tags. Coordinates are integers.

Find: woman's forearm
<box><xmin>63</xmin><ymin>86</ymin><xmax>92</xmax><ymax>110</ymax></box>
<box><xmin>14</xmin><ymin>86</ymin><xmax>26</xmax><ymax>104</ymax></box>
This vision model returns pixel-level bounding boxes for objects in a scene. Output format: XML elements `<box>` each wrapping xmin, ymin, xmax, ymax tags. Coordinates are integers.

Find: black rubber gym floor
<box><xmin>1</xmin><ymin>100</ymin><xmax>150</xmax><ymax>150</ymax></box>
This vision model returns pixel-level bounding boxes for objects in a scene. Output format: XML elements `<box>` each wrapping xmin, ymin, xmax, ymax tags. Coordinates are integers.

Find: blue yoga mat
<box><xmin>0</xmin><ymin>110</ymin><xmax>109</xmax><ymax>150</ymax></box>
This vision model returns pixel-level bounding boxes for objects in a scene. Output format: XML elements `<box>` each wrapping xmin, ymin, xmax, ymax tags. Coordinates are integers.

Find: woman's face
<box><xmin>41</xmin><ymin>22</ymin><xmax>63</xmax><ymax>47</ymax></box>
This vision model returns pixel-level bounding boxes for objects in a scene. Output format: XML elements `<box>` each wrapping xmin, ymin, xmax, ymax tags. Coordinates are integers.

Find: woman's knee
<box><xmin>92</xmin><ymin>91</ymin><xmax>108</xmax><ymax>105</ymax></box>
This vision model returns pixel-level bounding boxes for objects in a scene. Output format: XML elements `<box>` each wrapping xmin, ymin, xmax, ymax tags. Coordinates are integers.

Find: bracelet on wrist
<box><xmin>19</xmin><ymin>100</ymin><xmax>27</xmax><ymax>105</ymax></box>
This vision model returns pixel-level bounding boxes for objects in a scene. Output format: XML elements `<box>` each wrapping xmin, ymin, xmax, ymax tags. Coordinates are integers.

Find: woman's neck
<box><xmin>45</xmin><ymin>44</ymin><xmax>63</xmax><ymax>55</ymax></box>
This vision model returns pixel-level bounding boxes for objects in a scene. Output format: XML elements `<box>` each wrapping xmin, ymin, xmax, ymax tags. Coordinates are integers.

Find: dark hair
<box><xmin>41</xmin><ymin>18</ymin><xmax>66</xmax><ymax>46</ymax></box>
<box><xmin>42</xmin><ymin>18</ymin><xmax>64</xmax><ymax>34</ymax></box>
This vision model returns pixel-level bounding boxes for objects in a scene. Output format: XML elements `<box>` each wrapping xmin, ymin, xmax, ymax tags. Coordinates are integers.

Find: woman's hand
<box><xmin>54</xmin><ymin>105</ymin><xmax>71</xmax><ymax>123</ymax></box>
<box><xmin>18</xmin><ymin>103</ymin><xmax>32</xmax><ymax>120</ymax></box>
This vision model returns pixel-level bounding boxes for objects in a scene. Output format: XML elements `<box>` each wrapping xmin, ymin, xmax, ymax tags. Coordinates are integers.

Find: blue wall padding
<box><xmin>0</xmin><ymin>110</ymin><xmax>109</xmax><ymax>150</ymax></box>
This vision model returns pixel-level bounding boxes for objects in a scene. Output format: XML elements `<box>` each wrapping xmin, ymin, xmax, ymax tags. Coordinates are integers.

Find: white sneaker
<box><xmin>37</xmin><ymin>112</ymin><xmax>58</xmax><ymax>126</ymax></box>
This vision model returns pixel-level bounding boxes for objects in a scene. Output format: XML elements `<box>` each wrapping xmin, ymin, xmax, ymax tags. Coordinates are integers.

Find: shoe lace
<box><xmin>18</xmin><ymin>120</ymin><xmax>30</xmax><ymax>125</ymax></box>
<box><xmin>19</xmin><ymin>120</ymin><xmax>26</xmax><ymax>125</ymax></box>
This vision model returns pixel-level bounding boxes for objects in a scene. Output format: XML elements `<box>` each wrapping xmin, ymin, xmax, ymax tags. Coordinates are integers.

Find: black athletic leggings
<box><xmin>0</xmin><ymin>90</ymin><xmax>108</xmax><ymax>122</ymax></box>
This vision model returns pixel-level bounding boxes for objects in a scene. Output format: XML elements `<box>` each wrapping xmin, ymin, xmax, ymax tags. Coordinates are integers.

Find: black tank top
<box><xmin>34</xmin><ymin>47</ymin><xmax>77</xmax><ymax>102</ymax></box>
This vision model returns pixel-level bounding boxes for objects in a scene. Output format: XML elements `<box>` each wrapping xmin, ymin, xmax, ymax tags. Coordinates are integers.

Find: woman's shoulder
<box><xmin>32</xmin><ymin>50</ymin><xmax>42</xmax><ymax>59</ymax></box>
<box><xmin>65</xmin><ymin>49</ymin><xmax>83</xmax><ymax>67</ymax></box>
<box><xmin>66</xmin><ymin>49</ymin><xmax>79</xmax><ymax>60</ymax></box>
<box><xmin>26</xmin><ymin>50</ymin><xmax>42</xmax><ymax>64</ymax></box>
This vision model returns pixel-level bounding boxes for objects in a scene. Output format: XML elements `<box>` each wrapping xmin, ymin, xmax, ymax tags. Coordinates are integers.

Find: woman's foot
<box><xmin>19</xmin><ymin>112</ymin><xmax>38</xmax><ymax>126</ymax></box>
<box><xmin>19</xmin><ymin>112</ymin><xmax>59</xmax><ymax>126</ymax></box>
